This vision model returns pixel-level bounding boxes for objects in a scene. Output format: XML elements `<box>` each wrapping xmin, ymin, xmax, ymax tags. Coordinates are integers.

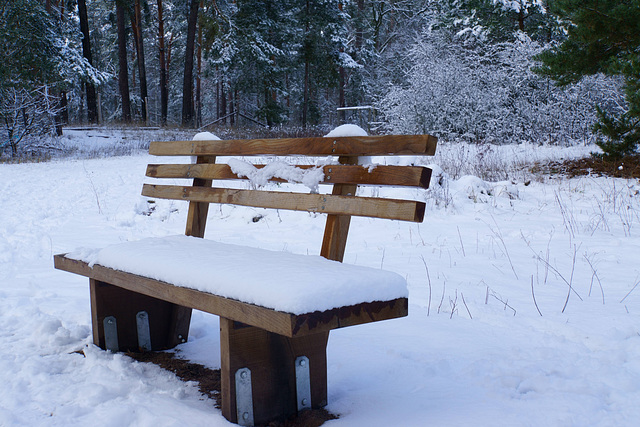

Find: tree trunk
<box><xmin>338</xmin><ymin>2</ymin><xmax>346</xmax><ymax>123</ymax></box>
<box><xmin>133</xmin><ymin>0</ymin><xmax>149</xmax><ymax>124</ymax></box>
<box><xmin>44</xmin><ymin>0</ymin><xmax>67</xmax><ymax>132</ymax></box>
<box><xmin>78</xmin><ymin>0</ymin><xmax>98</xmax><ymax>123</ymax></box>
<box><xmin>338</xmin><ymin>67</ymin><xmax>346</xmax><ymax>123</ymax></box>
<box><xmin>182</xmin><ymin>0</ymin><xmax>200</xmax><ymax>128</ymax></box>
<box><xmin>116</xmin><ymin>0</ymin><xmax>132</xmax><ymax>122</ymax></box>
<box><xmin>230</xmin><ymin>90</ymin><xmax>235</xmax><ymax>126</ymax></box>
<box><xmin>355</xmin><ymin>0</ymin><xmax>364</xmax><ymax>52</ymax></box>
<box><xmin>220</xmin><ymin>79</ymin><xmax>227</xmax><ymax>123</ymax></box>
<box><xmin>215</xmin><ymin>69</ymin><xmax>220</xmax><ymax>120</ymax></box>
<box><xmin>196</xmin><ymin>0</ymin><xmax>204</xmax><ymax>128</ymax></box>
<box><xmin>302</xmin><ymin>0</ymin><xmax>310</xmax><ymax>128</ymax></box>
<box><xmin>157</xmin><ymin>0</ymin><xmax>168</xmax><ymax>126</ymax></box>
<box><xmin>303</xmin><ymin>60</ymin><xmax>309</xmax><ymax>128</ymax></box>
<box><xmin>518</xmin><ymin>10</ymin><xmax>525</xmax><ymax>32</ymax></box>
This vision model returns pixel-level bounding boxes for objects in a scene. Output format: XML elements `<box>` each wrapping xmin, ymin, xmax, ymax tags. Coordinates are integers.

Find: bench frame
<box><xmin>54</xmin><ymin>134</ymin><xmax>437</xmax><ymax>426</ymax></box>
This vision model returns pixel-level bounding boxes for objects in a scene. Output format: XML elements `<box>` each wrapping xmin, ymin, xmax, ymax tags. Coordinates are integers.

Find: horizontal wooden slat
<box><xmin>142</xmin><ymin>184</ymin><xmax>426</xmax><ymax>222</ymax></box>
<box><xmin>54</xmin><ymin>254</ymin><xmax>408</xmax><ymax>338</ymax></box>
<box><xmin>149</xmin><ymin>134</ymin><xmax>437</xmax><ymax>157</ymax></box>
<box><xmin>146</xmin><ymin>163</ymin><xmax>433</xmax><ymax>188</ymax></box>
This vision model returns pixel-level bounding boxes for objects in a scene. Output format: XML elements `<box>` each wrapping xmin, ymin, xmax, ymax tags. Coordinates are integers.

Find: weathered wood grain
<box><xmin>320</xmin><ymin>155</ymin><xmax>358</xmax><ymax>262</ymax></box>
<box><xmin>149</xmin><ymin>134</ymin><xmax>437</xmax><ymax>157</ymax></box>
<box><xmin>142</xmin><ymin>184</ymin><xmax>426</xmax><ymax>222</ymax></box>
<box><xmin>184</xmin><ymin>155</ymin><xmax>215</xmax><ymax>238</ymax></box>
<box><xmin>146</xmin><ymin>163</ymin><xmax>433</xmax><ymax>188</ymax></box>
<box><xmin>220</xmin><ymin>319</ymin><xmax>329</xmax><ymax>424</ymax></box>
<box><xmin>54</xmin><ymin>254</ymin><xmax>409</xmax><ymax>338</ymax></box>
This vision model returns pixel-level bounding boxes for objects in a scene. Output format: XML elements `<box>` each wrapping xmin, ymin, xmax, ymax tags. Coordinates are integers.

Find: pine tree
<box><xmin>78</xmin><ymin>0</ymin><xmax>99</xmax><ymax>123</ymax></box>
<box><xmin>441</xmin><ymin>0</ymin><xmax>557</xmax><ymax>43</ymax></box>
<box><xmin>182</xmin><ymin>0</ymin><xmax>199</xmax><ymax>127</ymax></box>
<box><xmin>156</xmin><ymin>0</ymin><xmax>169</xmax><ymax>126</ymax></box>
<box><xmin>298</xmin><ymin>0</ymin><xmax>347</xmax><ymax>127</ymax></box>
<box><xmin>132</xmin><ymin>0</ymin><xmax>149</xmax><ymax>124</ymax></box>
<box><xmin>1</xmin><ymin>0</ymin><xmax>107</xmax><ymax>155</ymax></box>
<box><xmin>536</xmin><ymin>0</ymin><xmax>640</xmax><ymax>158</ymax></box>
<box><xmin>209</xmin><ymin>0</ymin><xmax>298</xmax><ymax>126</ymax></box>
<box><xmin>0</xmin><ymin>0</ymin><xmax>63</xmax><ymax>89</ymax></box>
<box><xmin>116</xmin><ymin>0</ymin><xmax>132</xmax><ymax>122</ymax></box>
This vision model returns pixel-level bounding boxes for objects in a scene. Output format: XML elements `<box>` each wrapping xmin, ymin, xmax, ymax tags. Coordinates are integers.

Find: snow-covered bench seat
<box><xmin>54</xmin><ymin>133</ymin><xmax>437</xmax><ymax>426</ymax></box>
<box><xmin>56</xmin><ymin>235</ymin><xmax>410</xmax><ymax>335</ymax></box>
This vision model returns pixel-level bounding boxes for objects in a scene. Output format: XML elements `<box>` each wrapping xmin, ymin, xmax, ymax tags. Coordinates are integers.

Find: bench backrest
<box><xmin>142</xmin><ymin>135</ymin><xmax>437</xmax><ymax>262</ymax></box>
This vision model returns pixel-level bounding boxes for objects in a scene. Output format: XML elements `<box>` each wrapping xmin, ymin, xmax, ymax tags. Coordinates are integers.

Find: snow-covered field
<box><xmin>1</xmin><ymin>129</ymin><xmax>640</xmax><ymax>426</ymax></box>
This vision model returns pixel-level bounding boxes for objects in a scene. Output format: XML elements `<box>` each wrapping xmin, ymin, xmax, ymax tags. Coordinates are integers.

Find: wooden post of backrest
<box><xmin>169</xmin><ymin>155</ymin><xmax>216</xmax><ymax>349</ymax></box>
<box><xmin>185</xmin><ymin>155</ymin><xmax>216</xmax><ymax>237</ymax></box>
<box><xmin>320</xmin><ymin>155</ymin><xmax>358</xmax><ymax>262</ymax></box>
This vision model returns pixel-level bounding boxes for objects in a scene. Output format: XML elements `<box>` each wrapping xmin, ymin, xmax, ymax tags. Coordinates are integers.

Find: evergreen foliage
<box><xmin>535</xmin><ymin>0</ymin><xmax>640</xmax><ymax>158</ymax></box>
<box><xmin>0</xmin><ymin>0</ymin><xmax>108</xmax><ymax>157</ymax></box>
<box><xmin>1</xmin><ymin>0</ymin><xmax>56</xmax><ymax>89</ymax></box>
<box><xmin>441</xmin><ymin>0</ymin><xmax>558</xmax><ymax>43</ymax></box>
<box><xmin>0</xmin><ymin>0</ymin><xmax>635</xmax><ymax>156</ymax></box>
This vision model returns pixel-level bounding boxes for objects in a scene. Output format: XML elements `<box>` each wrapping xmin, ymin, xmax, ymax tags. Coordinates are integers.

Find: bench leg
<box><xmin>89</xmin><ymin>279</ymin><xmax>192</xmax><ymax>351</ymax></box>
<box><xmin>219</xmin><ymin>317</ymin><xmax>329</xmax><ymax>425</ymax></box>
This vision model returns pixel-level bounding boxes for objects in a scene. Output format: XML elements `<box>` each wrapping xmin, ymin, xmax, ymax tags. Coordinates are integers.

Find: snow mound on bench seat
<box><xmin>67</xmin><ymin>235</ymin><xmax>408</xmax><ymax>315</ymax></box>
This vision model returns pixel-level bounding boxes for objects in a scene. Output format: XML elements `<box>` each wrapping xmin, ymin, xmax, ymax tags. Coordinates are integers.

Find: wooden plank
<box><xmin>184</xmin><ymin>155</ymin><xmax>215</xmax><ymax>238</ymax></box>
<box><xmin>147</xmin><ymin>163</ymin><xmax>433</xmax><ymax>188</ymax></box>
<box><xmin>89</xmin><ymin>279</ymin><xmax>184</xmax><ymax>351</ymax></box>
<box><xmin>54</xmin><ymin>255</ymin><xmax>408</xmax><ymax>338</ymax></box>
<box><xmin>320</xmin><ymin>155</ymin><xmax>358</xmax><ymax>262</ymax></box>
<box><xmin>220</xmin><ymin>319</ymin><xmax>329</xmax><ymax>424</ymax></box>
<box><xmin>89</xmin><ymin>279</ymin><xmax>102</xmax><ymax>347</ymax></box>
<box><xmin>55</xmin><ymin>255</ymin><xmax>294</xmax><ymax>337</ymax></box>
<box><xmin>167</xmin><ymin>305</ymin><xmax>192</xmax><ymax>347</ymax></box>
<box><xmin>149</xmin><ymin>134</ymin><xmax>437</xmax><ymax>157</ymax></box>
<box><xmin>290</xmin><ymin>299</ymin><xmax>408</xmax><ymax>336</ymax></box>
<box><xmin>179</xmin><ymin>155</ymin><xmax>217</xmax><ymax>342</ymax></box>
<box><xmin>142</xmin><ymin>184</ymin><xmax>426</xmax><ymax>222</ymax></box>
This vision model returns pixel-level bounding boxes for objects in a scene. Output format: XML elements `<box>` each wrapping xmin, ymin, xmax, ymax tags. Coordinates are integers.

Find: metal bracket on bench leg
<box><xmin>136</xmin><ymin>311</ymin><xmax>152</xmax><ymax>352</ymax></box>
<box><xmin>295</xmin><ymin>356</ymin><xmax>312</xmax><ymax>411</ymax></box>
<box><xmin>235</xmin><ymin>368</ymin><xmax>254</xmax><ymax>426</ymax></box>
<box><xmin>103</xmin><ymin>316</ymin><xmax>119</xmax><ymax>352</ymax></box>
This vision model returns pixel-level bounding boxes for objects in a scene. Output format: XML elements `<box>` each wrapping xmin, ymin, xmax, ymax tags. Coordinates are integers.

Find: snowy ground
<box><xmin>1</xmin><ymin>129</ymin><xmax>640</xmax><ymax>426</ymax></box>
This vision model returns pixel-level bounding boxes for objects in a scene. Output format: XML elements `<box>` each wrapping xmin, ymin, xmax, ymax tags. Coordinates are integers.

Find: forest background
<box><xmin>1</xmin><ymin>0</ymin><xmax>638</xmax><ymax>159</ymax></box>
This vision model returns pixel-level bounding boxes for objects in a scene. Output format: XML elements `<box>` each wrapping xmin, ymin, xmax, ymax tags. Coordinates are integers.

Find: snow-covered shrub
<box><xmin>378</xmin><ymin>29</ymin><xmax>624</xmax><ymax>145</ymax></box>
<box><xmin>0</xmin><ymin>85</ymin><xmax>61</xmax><ymax>158</ymax></box>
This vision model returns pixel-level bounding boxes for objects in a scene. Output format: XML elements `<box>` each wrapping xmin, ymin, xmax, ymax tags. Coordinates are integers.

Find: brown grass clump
<box><xmin>533</xmin><ymin>154</ymin><xmax>640</xmax><ymax>179</ymax></box>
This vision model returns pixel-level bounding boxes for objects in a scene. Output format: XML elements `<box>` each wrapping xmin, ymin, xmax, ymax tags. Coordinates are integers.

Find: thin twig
<box><xmin>461</xmin><ymin>292</ymin><xmax>472</xmax><ymax>319</ymax></box>
<box><xmin>438</xmin><ymin>281</ymin><xmax>446</xmax><ymax>314</ymax></box>
<box><xmin>488</xmin><ymin>291</ymin><xmax>517</xmax><ymax>316</ymax></box>
<box><xmin>521</xmin><ymin>232</ymin><xmax>583</xmax><ymax>301</ymax></box>
<box><xmin>620</xmin><ymin>277</ymin><xmax>640</xmax><ymax>303</ymax></box>
<box><xmin>83</xmin><ymin>162</ymin><xmax>102</xmax><ymax>214</ymax></box>
<box><xmin>449</xmin><ymin>290</ymin><xmax>458</xmax><ymax>319</ymax></box>
<box><xmin>531</xmin><ymin>275</ymin><xmax>542</xmax><ymax>316</ymax></box>
<box><xmin>421</xmin><ymin>255</ymin><xmax>432</xmax><ymax>316</ymax></box>
<box><xmin>561</xmin><ymin>245</ymin><xmax>578</xmax><ymax>313</ymax></box>
<box><xmin>544</xmin><ymin>231</ymin><xmax>553</xmax><ymax>285</ymax></box>
<box><xmin>555</xmin><ymin>190</ymin><xmax>576</xmax><ymax>241</ymax></box>
<box><xmin>416</xmin><ymin>224</ymin><xmax>426</xmax><ymax>246</ymax></box>
<box><xmin>486</xmin><ymin>216</ymin><xmax>518</xmax><ymax>280</ymax></box>
<box><xmin>584</xmin><ymin>253</ymin><xmax>605</xmax><ymax>304</ymax></box>
<box><xmin>457</xmin><ymin>226</ymin><xmax>466</xmax><ymax>257</ymax></box>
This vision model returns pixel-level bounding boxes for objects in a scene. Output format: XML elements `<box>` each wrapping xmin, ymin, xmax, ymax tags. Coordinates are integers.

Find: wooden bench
<box><xmin>54</xmin><ymin>133</ymin><xmax>437</xmax><ymax>426</ymax></box>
